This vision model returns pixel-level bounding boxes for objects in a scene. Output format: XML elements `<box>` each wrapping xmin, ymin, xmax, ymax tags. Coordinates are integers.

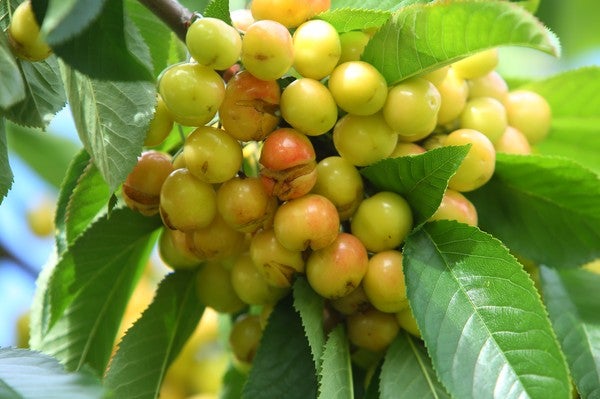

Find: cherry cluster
<box><xmin>101</xmin><ymin>0</ymin><xmax>555</xmax><ymax>365</ymax></box>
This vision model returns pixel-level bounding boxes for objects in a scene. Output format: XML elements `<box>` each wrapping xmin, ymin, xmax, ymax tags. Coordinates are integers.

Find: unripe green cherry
<box><xmin>158</xmin><ymin>228</ymin><xmax>202</xmax><ymax>270</ymax></box>
<box><xmin>434</xmin><ymin>68</ymin><xmax>469</xmax><ymax>126</ymax></box>
<box><xmin>183</xmin><ymin>126</ymin><xmax>242</xmax><ymax>183</ymax></box>
<box><xmin>280</xmin><ymin>78</ymin><xmax>338</xmax><ymax>136</ymax></box>
<box><xmin>306</xmin><ymin>232</ymin><xmax>369</xmax><ymax>299</ymax></box>
<box><xmin>8</xmin><ymin>0</ymin><xmax>52</xmax><ymax>62</ymax></box>
<box><xmin>504</xmin><ymin>90</ymin><xmax>552</xmax><ymax>144</ymax></box>
<box><xmin>389</xmin><ymin>142</ymin><xmax>426</xmax><ymax>158</ymax></box>
<box><xmin>347</xmin><ymin>308</ymin><xmax>400</xmax><ymax>352</ymax></box>
<box><xmin>292</xmin><ymin>19</ymin><xmax>340</xmax><ymax>79</ymax></box>
<box><xmin>250</xmin><ymin>229</ymin><xmax>305</xmax><ymax>288</ymax></box>
<box><xmin>445</xmin><ymin>128</ymin><xmax>496</xmax><ymax>192</ymax></box>
<box><xmin>311</xmin><ymin>156</ymin><xmax>364</xmax><ymax>220</ymax></box>
<box><xmin>351</xmin><ymin>192</ymin><xmax>413</xmax><ymax>253</ymax></box>
<box><xmin>241</xmin><ymin>20</ymin><xmax>294</xmax><ymax>81</ymax></box>
<box><xmin>196</xmin><ymin>261</ymin><xmax>246</xmax><ymax>313</ymax></box>
<box><xmin>338</xmin><ymin>31</ymin><xmax>370</xmax><ymax>64</ymax></box>
<box><xmin>329</xmin><ymin>284</ymin><xmax>371</xmax><ymax>315</ymax></box>
<box><xmin>333</xmin><ymin>113</ymin><xmax>397</xmax><ymax>167</ymax></box>
<box><xmin>229</xmin><ymin>314</ymin><xmax>262</xmax><ymax>364</ymax></box>
<box><xmin>459</xmin><ymin>96</ymin><xmax>507</xmax><ymax>144</ymax></box>
<box><xmin>231</xmin><ymin>253</ymin><xmax>289</xmax><ymax>305</ymax></box>
<box><xmin>429</xmin><ymin>189</ymin><xmax>478</xmax><ymax>226</ymax></box>
<box><xmin>188</xmin><ymin>214</ymin><xmax>247</xmax><ymax>261</ymax></box>
<box><xmin>395</xmin><ymin>307</ymin><xmax>421</xmax><ymax>338</ymax></box>
<box><xmin>218</xmin><ymin>70</ymin><xmax>281</xmax><ymax>142</ymax></box>
<box><xmin>328</xmin><ymin>61</ymin><xmax>388</xmax><ymax>116</ymax></box>
<box><xmin>452</xmin><ymin>48</ymin><xmax>499</xmax><ymax>79</ymax></box>
<box><xmin>186</xmin><ymin>17</ymin><xmax>242</xmax><ymax>70</ymax></box>
<box><xmin>158</xmin><ymin>62</ymin><xmax>225</xmax><ymax>126</ymax></box>
<box><xmin>494</xmin><ymin>126</ymin><xmax>532</xmax><ymax>155</ymax></box>
<box><xmin>123</xmin><ymin>151</ymin><xmax>174</xmax><ymax>216</ymax></box>
<box><xmin>363</xmin><ymin>250</ymin><xmax>409</xmax><ymax>313</ymax></box>
<box><xmin>217</xmin><ymin>176</ymin><xmax>278</xmax><ymax>233</ymax></box>
<box><xmin>467</xmin><ymin>70</ymin><xmax>508</xmax><ymax>102</ymax></box>
<box><xmin>383</xmin><ymin>77</ymin><xmax>441</xmax><ymax>140</ymax></box>
<box><xmin>144</xmin><ymin>95</ymin><xmax>174</xmax><ymax>147</ymax></box>
<box><xmin>422</xmin><ymin>133</ymin><xmax>448</xmax><ymax>150</ymax></box>
<box><xmin>159</xmin><ymin>168</ymin><xmax>217</xmax><ymax>232</ymax></box>
<box><xmin>274</xmin><ymin>193</ymin><xmax>340</xmax><ymax>252</ymax></box>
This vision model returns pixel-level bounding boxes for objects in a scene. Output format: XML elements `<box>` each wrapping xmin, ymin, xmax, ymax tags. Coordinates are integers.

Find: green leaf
<box><xmin>220</xmin><ymin>363</ymin><xmax>248</xmax><ymax>399</ymax></box>
<box><xmin>330</xmin><ymin>0</ymin><xmax>425</xmax><ymax>10</ymax></box>
<box><xmin>104</xmin><ymin>270</ymin><xmax>205</xmax><ymax>399</ymax></box>
<box><xmin>316</xmin><ymin>8</ymin><xmax>391</xmax><ymax>33</ymax></box>
<box><xmin>242</xmin><ymin>295</ymin><xmax>318</xmax><ymax>399</ymax></box>
<box><xmin>0</xmin><ymin>33</ymin><xmax>26</xmax><ymax>109</ymax></box>
<box><xmin>64</xmin><ymin>160</ymin><xmax>112</xmax><ymax>245</ymax></box>
<box><xmin>403</xmin><ymin>220</ymin><xmax>571</xmax><ymax>399</ymax></box>
<box><xmin>50</xmin><ymin>0</ymin><xmax>153</xmax><ymax>81</ymax></box>
<box><xmin>360</xmin><ymin>146</ymin><xmax>469</xmax><ymax>224</ymax></box>
<box><xmin>204</xmin><ymin>0</ymin><xmax>231</xmax><ymax>24</ymax></box>
<box><xmin>318</xmin><ymin>325</ymin><xmax>353</xmax><ymax>399</ymax></box>
<box><xmin>125</xmin><ymin>0</ymin><xmax>173</xmax><ymax>77</ymax></box>
<box><xmin>31</xmin><ymin>208</ymin><xmax>161</xmax><ymax>374</ymax></box>
<box><xmin>380</xmin><ymin>332</ymin><xmax>449</xmax><ymax>399</ymax></box>
<box><xmin>39</xmin><ymin>0</ymin><xmax>107</xmax><ymax>45</ymax></box>
<box><xmin>362</xmin><ymin>1</ymin><xmax>560</xmax><ymax>85</ymax></box>
<box><xmin>0</xmin><ymin>348</ymin><xmax>106</xmax><ymax>399</ymax></box>
<box><xmin>467</xmin><ymin>153</ymin><xmax>600</xmax><ymax>269</ymax></box>
<box><xmin>2</xmin><ymin>57</ymin><xmax>66</xmax><ymax>129</ymax></box>
<box><xmin>539</xmin><ymin>266</ymin><xmax>600</xmax><ymax>399</ymax></box>
<box><xmin>5</xmin><ymin>121</ymin><xmax>80</xmax><ymax>188</ymax></box>
<box><xmin>61</xmin><ymin>64</ymin><xmax>155</xmax><ymax>191</ymax></box>
<box><xmin>293</xmin><ymin>277</ymin><xmax>326</xmax><ymax>370</ymax></box>
<box><xmin>520</xmin><ymin>67</ymin><xmax>600</xmax><ymax>174</ymax></box>
<box><xmin>0</xmin><ymin>119</ymin><xmax>13</xmax><ymax>202</ymax></box>
<box><xmin>54</xmin><ymin>150</ymin><xmax>92</xmax><ymax>254</ymax></box>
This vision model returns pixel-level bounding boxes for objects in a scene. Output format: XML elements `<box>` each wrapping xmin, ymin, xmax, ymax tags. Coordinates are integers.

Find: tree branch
<box><xmin>0</xmin><ymin>242</ymin><xmax>39</xmax><ymax>279</ymax></box>
<box><xmin>137</xmin><ymin>0</ymin><xmax>195</xmax><ymax>42</ymax></box>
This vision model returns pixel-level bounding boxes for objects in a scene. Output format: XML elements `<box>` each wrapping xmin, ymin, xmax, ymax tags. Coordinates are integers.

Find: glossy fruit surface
<box><xmin>280</xmin><ymin>78</ymin><xmax>338</xmax><ymax>135</ymax></box>
<box><xmin>123</xmin><ymin>151</ymin><xmax>174</xmax><ymax>216</ymax></box>
<box><xmin>362</xmin><ymin>250</ymin><xmax>409</xmax><ymax>313</ymax></box>
<box><xmin>144</xmin><ymin>95</ymin><xmax>174</xmax><ymax>147</ymax></box>
<box><xmin>8</xmin><ymin>0</ymin><xmax>52</xmax><ymax>61</ymax></box>
<box><xmin>241</xmin><ymin>20</ymin><xmax>294</xmax><ymax>81</ymax></box>
<box><xmin>186</xmin><ymin>17</ymin><xmax>242</xmax><ymax>70</ymax></box>
<box><xmin>292</xmin><ymin>19</ymin><xmax>340</xmax><ymax>79</ymax></box>
<box><xmin>231</xmin><ymin>253</ymin><xmax>289</xmax><ymax>305</ymax></box>
<box><xmin>347</xmin><ymin>308</ymin><xmax>400</xmax><ymax>352</ymax></box>
<box><xmin>250</xmin><ymin>229</ymin><xmax>305</xmax><ymax>288</ymax></box>
<box><xmin>494</xmin><ymin>125</ymin><xmax>532</xmax><ymax>155</ymax></box>
<box><xmin>459</xmin><ymin>96</ymin><xmax>507</xmax><ymax>144</ymax></box>
<box><xmin>429</xmin><ymin>189</ymin><xmax>478</xmax><ymax>226</ymax></box>
<box><xmin>452</xmin><ymin>48</ymin><xmax>499</xmax><ymax>79</ymax></box>
<box><xmin>504</xmin><ymin>89</ymin><xmax>552</xmax><ymax>144</ymax></box>
<box><xmin>445</xmin><ymin>128</ymin><xmax>496</xmax><ymax>192</ymax></box>
<box><xmin>196</xmin><ymin>262</ymin><xmax>246</xmax><ymax>313</ymax></box>
<box><xmin>328</xmin><ymin>61</ymin><xmax>388</xmax><ymax>116</ymax></box>
<box><xmin>229</xmin><ymin>314</ymin><xmax>262</xmax><ymax>364</ymax></box>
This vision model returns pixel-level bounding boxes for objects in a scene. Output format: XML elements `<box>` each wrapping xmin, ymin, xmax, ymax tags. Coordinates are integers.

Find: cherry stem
<box><xmin>136</xmin><ymin>0</ymin><xmax>194</xmax><ymax>42</ymax></box>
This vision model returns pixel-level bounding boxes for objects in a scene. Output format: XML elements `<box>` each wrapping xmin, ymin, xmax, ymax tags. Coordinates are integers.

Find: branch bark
<box><xmin>137</xmin><ymin>0</ymin><xmax>194</xmax><ymax>42</ymax></box>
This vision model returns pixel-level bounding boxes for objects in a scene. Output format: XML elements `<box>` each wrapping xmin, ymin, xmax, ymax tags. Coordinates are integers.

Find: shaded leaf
<box><xmin>5</xmin><ymin>121</ymin><xmax>80</xmax><ymax>188</ymax></box>
<box><xmin>61</xmin><ymin>63</ymin><xmax>155</xmax><ymax>191</ymax></box>
<box><xmin>32</xmin><ymin>208</ymin><xmax>161</xmax><ymax>375</ymax></box>
<box><xmin>540</xmin><ymin>266</ymin><xmax>600</xmax><ymax>399</ymax></box>
<box><xmin>39</xmin><ymin>0</ymin><xmax>107</xmax><ymax>45</ymax></box>
<box><xmin>360</xmin><ymin>146</ymin><xmax>469</xmax><ymax>224</ymax></box>
<box><xmin>220</xmin><ymin>363</ymin><xmax>247</xmax><ymax>399</ymax></box>
<box><xmin>520</xmin><ymin>67</ymin><xmax>600</xmax><ymax>174</ymax></box>
<box><xmin>242</xmin><ymin>295</ymin><xmax>318</xmax><ymax>399</ymax></box>
<box><xmin>362</xmin><ymin>1</ymin><xmax>560</xmax><ymax>85</ymax></box>
<box><xmin>316</xmin><ymin>8</ymin><xmax>391</xmax><ymax>33</ymax></box>
<box><xmin>0</xmin><ymin>348</ymin><xmax>106</xmax><ymax>399</ymax></box>
<box><xmin>104</xmin><ymin>270</ymin><xmax>205</xmax><ymax>399</ymax></box>
<box><xmin>50</xmin><ymin>0</ymin><xmax>153</xmax><ymax>81</ymax></box>
<box><xmin>293</xmin><ymin>277</ymin><xmax>325</xmax><ymax>370</ymax></box>
<box><xmin>467</xmin><ymin>153</ymin><xmax>600</xmax><ymax>269</ymax></box>
<box><xmin>204</xmin><ymin>0</ymin><xmax>231</xmax><ymax>25</ymax></box>
<box><xmin>0</xmin><ymin>119</ymin><xmax>13</xmax><ymax>202</ymax></box>
<box><xmin>318</xmin><ymin>325</ymin><xmax>353</xmax><ymax>399</ymax></box>
<box><xmin>0</xmin><ymin>32</ymin><xmax>26</xmax><ymax>109</ymax></box>
<box><xmin>404</xmin><ymin>220</ymin><xmax>570</xmax><ymax>399</ymax></box>
<box><xmin>2</xmin><ymin>57</ymin><xmax>66</xmax><ymax>129</ymax></box>
<box><xmin>380</xmin><ymin>332</ymin><xmax>449</xmax><ymax>399</ymax></box>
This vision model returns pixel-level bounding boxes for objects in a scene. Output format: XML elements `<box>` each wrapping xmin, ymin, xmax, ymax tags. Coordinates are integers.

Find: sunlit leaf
<box><xmin>104</xmin><ymin>270</ymin><xmax>205</xmax><ymax>399</ymax></box>
<box><xmin>316</xmin><ymin>8</ymin><xmax>391</xmax><ymax>33</ymax></box>
<box><xmin>362</xmin><ymin>1</ymin><xmax>560</xmax><ymax>84</ymax></box>
<box><xmin>404</xmin><ymin>220</ymin><xmax>570</xmax><ymax>399</ymax></box>
<box><xmin>0</xmin><ymin>119</ymin><xmax>13</xmax><ymax>203</ymax></box>
<box><xmin>330</xmin><ymin>0</ymin><xmax>426</xmax><ymax>10</ymax></box>
<box><xmin>540</xmin><ymin>266</ymin><xmax>600</xmax><ymax>399</ymax></box>
<box><xmin>293</xmin><ymin>277</ymin><xmax>325</xmax><ymax>370</ymax></box>
<box><xmin>318</xmin><ymin>325</ymin><xmax>353</xmax><ymax>399</ymax></box>
<box><xmin>204</xmin><ymin>0</ymin><xmax>231</xmax><ymax>24</ymax></box>
<box><xmin>0</xmin><ymin>348</ymin><xmax>106</xmax><ymax>399</ymax></box>
<box><xmin>467</xmin><ymin>153</ymin><xmax>600</xmax><ymax>269</ymax></box>
<box><xmin>32</xmin><ymin>208</ymin><xmax>161</xmax><ymax>375</ymax></box>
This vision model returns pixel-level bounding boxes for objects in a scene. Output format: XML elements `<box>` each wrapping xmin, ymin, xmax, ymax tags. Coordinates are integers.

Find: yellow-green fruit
<box><xmin>338</xmin><ymin>31</ymin><xmax>370</xmax><ymax>64</ymax></box>
<box><xmin>293</xmin><ymin>19</ymin><xmax>340</xmax><ymax>79</ymax></box>
<box><xmin>362</xmin><ymin>250</ymin><xmax>409</xmax><ymax>313</ymax></box>
<box><xmin>158</xmin><ymin>62</ymin><xmax>225</xmax><ymax>126</ymax></box>
<box><xmin>231</xmin><ymin>253</ymin><xmax>290</xmax><ymax>305</ymax></box>
<box><xmin>347</xmin><ymin>308</ymin><xmax>400</xmax><ymax>352</ymax></box>
<box><xmin>504</xmin><ymin>90</ymin><xmax>552</xmax><ymax>144</ymax></box>
<box><xmin>8</xmin><ymin>1</ymin><xmax>52</xmax><ymax>62</ymax></box>
<box><xmin>434</xmin><ymin>68</ymin><xmax>468</xmax><ymax>126</ymax></box>
<box><xmin>459</xmin><ymin>97</ymin><xmax>507</xmax><ymax>144</ymax></box>
<box><xmin>494</xmin><ymin>126</ymin><xmax>532</xmax><ymax>155</ymax></box>
<box><xmin>452</xmin><ymin>48</ymin><xmax>499</xmax><ymax>79</ymax></box>
<box><xmin>229</xmin><ymin>314</ymin><xmax>263</xmax><ymax>364</ymax></box>
<box><xmin>429</xmin><ymin>189</ymin><xmax>478</xmax><ymax>226</ymax></box>
<box><xmin>196</xmin><ymin>262</ymin><xmax>246</xmax><ymax>313</ymax></box>
<box><xmin>328</xmin><ymin>61</ymin><xmax>388</xmax><ymax>116</ymax></box>
<box><xmin>241</xmin><ymin>20</ymin><xmax>294</xmax><ymax>81</ymax></box>
<box><xmin>445</xmin><ymin>129</ymin><xmax>496</xmax><ymax>192</ymax></box>
<box><xmin>144</xmin><ymin>95</ymin><xmax>174</xmax><ymax>147</ymax></box>
<box><xmin>186</xmin><ymin>17</ymin><xmax>242</xmax><ymax>70</ymax></box>
<box><xmin>396</xmin><ymin>307</ymin><xmax>421</xmax><ymax>338</ymax></box>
